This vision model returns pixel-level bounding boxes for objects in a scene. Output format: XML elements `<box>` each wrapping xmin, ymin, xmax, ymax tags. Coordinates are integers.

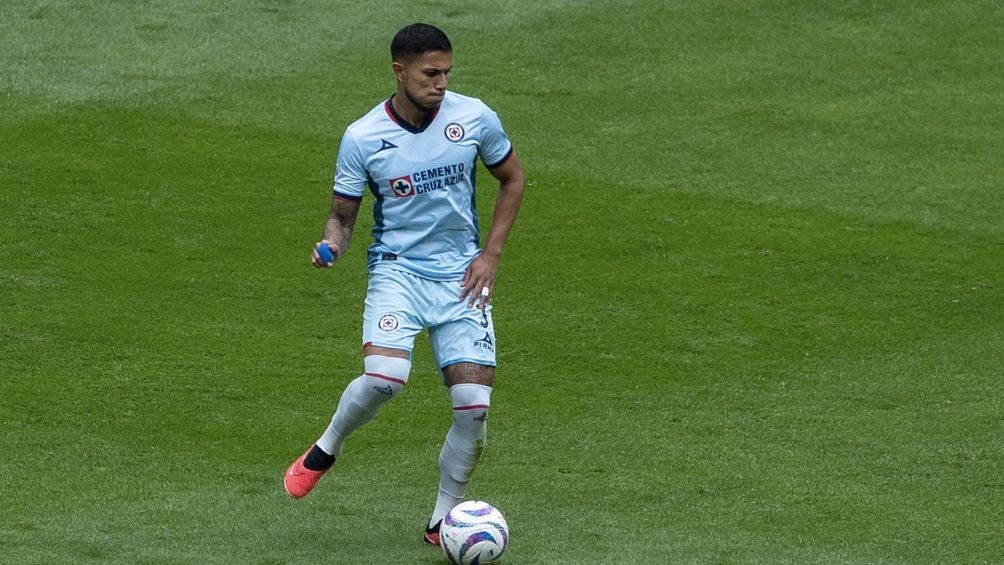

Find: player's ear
<box><xmin>392</xmin><ymin>61</ymin><xmax>405</xmax><ymax>83</ymax></box>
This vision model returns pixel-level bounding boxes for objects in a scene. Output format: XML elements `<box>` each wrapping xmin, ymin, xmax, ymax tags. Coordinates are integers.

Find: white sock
<box><xmin>429</xmin><ymin>383</ymin><xmax>492</xmax><ymax>528</ymax></box>
<box><xmin>316</xmin><ymin>355</ymin><xmax>411</xmax><ymax>457</ymax></box>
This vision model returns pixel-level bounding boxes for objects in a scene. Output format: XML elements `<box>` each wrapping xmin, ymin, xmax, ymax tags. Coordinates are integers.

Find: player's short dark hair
<box><xmin>391</xmin><ymin>23</ymin><xmax>452</xmax><ymax>60</ymax></box>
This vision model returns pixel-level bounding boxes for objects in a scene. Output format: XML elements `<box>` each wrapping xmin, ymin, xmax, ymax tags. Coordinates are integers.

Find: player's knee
<box><xmin>362</xmin><ymin>354</ymin><xmax>411</xmax><ymax>398</ymax></box>
<box><xmin>450</xmin><ymin>382</ymin><xmax>491</xmax><ymax>406</ymax></box>
<box><xmin>449</xmin><ymin>383</ymin><xmax>492</xmax><ymax>431</ymax></box>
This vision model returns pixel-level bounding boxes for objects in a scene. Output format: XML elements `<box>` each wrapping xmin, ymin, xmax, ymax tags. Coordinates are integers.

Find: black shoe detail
<box><xmin>303</xmin><ymin>444</ymin><xmax>335</xmax><ymax>471</ymax></box>
<box><xmin>423</xmin><ymin>520</ymin><xmax>442</xmax><ymax>545</ymax></box>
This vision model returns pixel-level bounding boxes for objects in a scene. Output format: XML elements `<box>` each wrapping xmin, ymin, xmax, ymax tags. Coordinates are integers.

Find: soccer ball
<box><xmin>440</xmin><ymin>500</ymin><xmax>509</xmax><ymax>564</ymax></box>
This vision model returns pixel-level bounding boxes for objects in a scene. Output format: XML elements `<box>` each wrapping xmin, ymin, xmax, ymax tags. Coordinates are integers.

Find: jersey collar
<box><xmin>384</xmin><ymin>95</ymin><xmax>440</xmax><ymax>134</ymax></box>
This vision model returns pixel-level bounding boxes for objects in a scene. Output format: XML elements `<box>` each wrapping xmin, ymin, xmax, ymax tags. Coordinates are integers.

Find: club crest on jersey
<box><xmin>444</xmin><ymin>122</ymin><xmax>465</xmax><ymax>142</ymax></box>
<box><xmin>378</xmin><ymin>314</ymin><xmax>399</xmax><ymax>332</ymax></box>
<box><xmin>389</xmin><ymin>175</ymin><xmax>415</xmax><ymax>197</ymax></box>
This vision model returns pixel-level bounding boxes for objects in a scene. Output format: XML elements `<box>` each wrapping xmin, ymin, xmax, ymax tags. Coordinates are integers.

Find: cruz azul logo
<box><xmin>444</xmin><ymin>122</ymin><xmax>465</xmax><ymax>142</ymax></box>
<box><xmin>389</xmin><ymin>176</ymin><xmax>415</xmax><ymax>197</ymax></box>
<box><xmin>388</xmin><ymin>162</ymin><xmax>466</xmax><ymax>198</ymax></box>
<box><xmin>378</xmin><ymin>314</ymin><xmax>399</xmax><ymax>332</ymax></box>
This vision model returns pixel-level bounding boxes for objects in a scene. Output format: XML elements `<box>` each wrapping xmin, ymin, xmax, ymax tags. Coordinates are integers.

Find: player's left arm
<box><xmin>461</xmin><ymin>151</ymin><xmax>525</xmax><ymax>308</ymax></box>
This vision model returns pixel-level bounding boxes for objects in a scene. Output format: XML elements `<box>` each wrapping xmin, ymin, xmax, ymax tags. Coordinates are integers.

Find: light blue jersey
<box><xmin>333</xmin><ymin>91</ymin><xmax>514</xmax><ymax>281</ymax></box>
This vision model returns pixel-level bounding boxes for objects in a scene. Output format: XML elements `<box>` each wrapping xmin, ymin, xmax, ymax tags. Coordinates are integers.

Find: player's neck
<box><xmin>391</xmin><ymin>93</ymin><xmax>431</xmax><ymax>128</ymax></box>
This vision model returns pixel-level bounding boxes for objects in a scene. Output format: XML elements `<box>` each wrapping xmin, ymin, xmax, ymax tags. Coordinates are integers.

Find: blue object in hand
<box><xmin>316</xmin><ymin>243</ymin><xmax>335</xmax><ymax>263</ymax></box>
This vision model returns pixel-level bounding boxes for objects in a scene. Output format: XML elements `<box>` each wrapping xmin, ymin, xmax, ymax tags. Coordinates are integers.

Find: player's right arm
<box><xmin>314</xmin><ymin>127</ymin><xmax>367</xmax><ymax>268</ymax></box>
<box><xmin>313</xmin><ymin>197</ymin><xmax>360</xmax><ymax>268</ymax></box>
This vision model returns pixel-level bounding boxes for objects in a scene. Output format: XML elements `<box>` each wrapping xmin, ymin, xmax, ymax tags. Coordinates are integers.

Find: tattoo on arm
<box><xmin>323</xmin><ymin>199</ymin><xmax>360</xmax><ymax>256</ymax></box>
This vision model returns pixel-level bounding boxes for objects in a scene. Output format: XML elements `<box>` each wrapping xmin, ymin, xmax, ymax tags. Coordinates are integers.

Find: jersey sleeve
<box><xmin>478</xmin><ymin>103</ymin><xmax>514</xmax><ymax>169</ymax></box>
<box><xmin>332</xmin><ymin>129</ymin><xmax>367</xmax><ymax>201</ymax></box>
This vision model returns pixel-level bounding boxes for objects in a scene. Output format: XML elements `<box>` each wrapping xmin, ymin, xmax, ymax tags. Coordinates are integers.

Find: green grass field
<box><xmin>3</xmin><ymin>1</ymin><xmax>1002</xmax><ymax>563</ymax></box>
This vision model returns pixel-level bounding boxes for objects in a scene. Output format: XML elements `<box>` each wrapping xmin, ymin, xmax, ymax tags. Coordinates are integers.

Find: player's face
<box><xmin>395</xmin><ymin>50</ymin><xmax>453</xmax><ymax>113</ymax></box>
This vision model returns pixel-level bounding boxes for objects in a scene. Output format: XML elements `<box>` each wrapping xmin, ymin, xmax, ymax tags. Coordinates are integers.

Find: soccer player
<box><xmin>283</xmin><ymin>23</ymin><xmax>525</xmax><ymax>547</ymax></box>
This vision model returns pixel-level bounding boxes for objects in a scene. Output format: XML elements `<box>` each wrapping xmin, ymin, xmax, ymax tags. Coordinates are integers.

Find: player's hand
<box><xmin>461</xmin><ymin>252</ymin><xmax>498</xmax><ymax>309</ymax></box>
<box><xmin>311</xmin><ymin>240</ymin><xmax>340</xmax><ymax>268</ymax></box>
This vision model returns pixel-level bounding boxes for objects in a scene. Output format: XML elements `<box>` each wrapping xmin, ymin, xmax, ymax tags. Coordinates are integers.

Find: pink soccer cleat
<box><xmin>423</xmin><ymin>520</ymin><xmax>442</xmax><ymax>546</ymax></box>
<box><xmin>284</xmin><ymin>447</ymin><xmax>329</xmax><ymax>499</ymax></box>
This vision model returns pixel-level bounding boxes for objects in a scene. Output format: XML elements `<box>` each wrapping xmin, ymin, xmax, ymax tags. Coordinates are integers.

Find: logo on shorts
<box><xmin>389</xmin><ymin>176</ymin><xmax>415</xmax><ymax>197</ymax></box>
<box><xmin>378</xmin><ymin>314</ymin><xmax>399</xmax><ymax>332</ymax></box>
<box><xmin>444</xmin><ymin>123</ymin><xmax>465</xmax><ymax>142</ymax></box>
<box><xmin>473</xmin><ymin>332</ymin><xmax>494</xmax><ymax>353</ymax></box>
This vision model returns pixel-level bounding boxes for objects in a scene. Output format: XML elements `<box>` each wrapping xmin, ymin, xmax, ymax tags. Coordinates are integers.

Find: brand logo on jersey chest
<box><xmin>388</xmin><ymin>162</ymin><xmax>467</xmax><ymax>198</ymax></box>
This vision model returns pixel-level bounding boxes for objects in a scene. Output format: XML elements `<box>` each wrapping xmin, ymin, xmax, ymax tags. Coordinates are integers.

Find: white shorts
<box><xmin>362</xmin><ymin>265</ymin><xmax>496</xmax><ymax>369</ymax></box>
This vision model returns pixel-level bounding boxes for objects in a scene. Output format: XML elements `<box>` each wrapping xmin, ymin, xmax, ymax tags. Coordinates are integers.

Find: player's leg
<box><xmin>285</xmin><ymin>348</ymin><xmax>413</xmax><ymax>499</ymax></box>
<box><xmin>424</xmin><ymin>362</ymin><xmax>494</xmax><ymax>544</ymax></box>
<box><xmin>285</xmin><ymin>269</ymin><xmax>421</xmax><ymax>499</ymax></box>
<box><xmin>315</xmin><ymin>346</ymin><xmax>411</xmax><ymax>458</ymax></box>
<box><xmin>424</xmin><ymin>298</ymin><xmax>497</xmax><ymax>543</ymax></box>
